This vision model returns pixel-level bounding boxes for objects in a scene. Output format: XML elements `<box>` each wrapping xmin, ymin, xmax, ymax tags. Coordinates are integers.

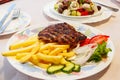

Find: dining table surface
<box><xmin>0</xmin><ymin>0</ymin><xmax>120</xmax><ymax>80</ymax></box>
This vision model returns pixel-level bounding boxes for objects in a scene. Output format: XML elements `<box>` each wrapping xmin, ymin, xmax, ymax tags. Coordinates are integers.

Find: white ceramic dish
<box><xmin>50</xmin><ymin>0</ymin><xmax>103</xmax><ymax>19</ymax></box>
<box><xmin>0</xmin><ymin>9</ymin><xmax>31</xmax><ymax>36</ymax></box>
<box><xmin>43</xmin><ymin>1</ymin><xmax>112</xmax><ymax>23</ymax></box>
<box><xmin>6</xmin><ymin>21</ymin><xmax>115</xmax><ymax>80</ymax></box>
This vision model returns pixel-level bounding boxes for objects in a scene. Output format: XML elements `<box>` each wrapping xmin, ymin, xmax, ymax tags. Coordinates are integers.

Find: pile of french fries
<box><xmin>2</xmin><ymin>35</ymin><xmax>75</xmax><ymax>69</ymax></box>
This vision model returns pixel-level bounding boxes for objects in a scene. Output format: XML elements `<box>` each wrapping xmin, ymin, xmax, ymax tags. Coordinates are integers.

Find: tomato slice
<box><xmin>80</xmin><ymin>38</ymin><xmax>90</xmax><ymax>46</ymax></box>
<box><xmin>81</xmin><ymin>11</ymin><xmax>89</xmax><ymax>16</ymax></box>
<box><xmin>89</xmin><ymin>35</ymin><xmax>109</xmax><ymax>44</ymax></box>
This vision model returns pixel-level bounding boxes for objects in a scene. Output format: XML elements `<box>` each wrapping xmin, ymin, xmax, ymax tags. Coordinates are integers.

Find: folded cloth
<box><xmin>0</xmin><ymin>0</ymin><xmax>12</xmax><ymax>4</ymax></box>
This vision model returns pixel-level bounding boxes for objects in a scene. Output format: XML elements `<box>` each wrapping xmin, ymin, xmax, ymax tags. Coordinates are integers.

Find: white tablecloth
<box><xmin>0</xmin><ymin>0</ymin><xmax>120</xmax><ymax>80</ymax></box>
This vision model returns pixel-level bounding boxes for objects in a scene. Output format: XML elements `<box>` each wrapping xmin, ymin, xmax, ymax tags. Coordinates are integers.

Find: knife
<box><xmin>0</xmin><ymin>3</ymin><xmax>16</xmax><ymax>29</ymax></box>
<box><xmin>95</xmin><ymin>2</ymin><xmax>119</xmax><ymax>12</ymax></box>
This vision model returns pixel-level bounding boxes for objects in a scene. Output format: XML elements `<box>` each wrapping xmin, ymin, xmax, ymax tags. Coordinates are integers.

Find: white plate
<box><xmin>0</xmin><ymin>9</ymin><xmax>31</xmax><ymax>36</ymax></box>
<box><xmin>43</xmin><ymin>1</ymin><xmax>112</xmax><ymax>23</ymax></box>
<box><xmin>6</xmin><ymin>21</ymin><xmax>115</xmax><ymax>80</ymax></box>
<box><xmin>50</xmin><ymin>0</ymin><xmax>103</xmax><ymax>19</ymax></box>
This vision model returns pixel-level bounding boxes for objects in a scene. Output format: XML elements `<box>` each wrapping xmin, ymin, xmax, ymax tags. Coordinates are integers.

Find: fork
<box><xmin>0</xmin><ymin>9</ymin><xmax>20</xmax><ymax>33</ymax></box>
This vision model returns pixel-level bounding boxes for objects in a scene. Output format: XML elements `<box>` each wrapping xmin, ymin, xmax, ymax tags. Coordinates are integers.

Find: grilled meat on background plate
<box><xmin>38</xmin><ymin>22</ymin><xmax>87</xmax><ymax>49</ymax></box>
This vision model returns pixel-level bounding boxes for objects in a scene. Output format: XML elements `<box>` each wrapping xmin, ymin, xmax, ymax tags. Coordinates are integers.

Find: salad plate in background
<box><xmin>50</xmin><ymin>0</ymin><xmax>103</xmax><ymax>19</ymax></box>
<box><xmin>0</xmin><ymin>9</ymin><xmax>31</xmax><ymax>36</ymax></box>
<box><xmin>43</xmin><ymin>0</ymin><xmax>112</xmax><ymax>23</ymax></box>
<box><xmin>2</xmin><ymin>21</ymin><xmax>114</xmax><ymax>80</ymax></box>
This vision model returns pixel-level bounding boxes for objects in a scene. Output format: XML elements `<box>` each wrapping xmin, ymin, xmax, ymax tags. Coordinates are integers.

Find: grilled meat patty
<box><xmin>38</xmin><ymin>22</ymin><xmax>87</xmax><ymax>49</ymax></box>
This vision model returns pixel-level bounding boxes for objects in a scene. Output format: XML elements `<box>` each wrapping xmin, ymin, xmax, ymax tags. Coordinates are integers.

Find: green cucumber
<box><xmin>62</xmin><ymin>62</ymin><xmax>75</xmax><ymax>73</ymax></box>
<box><xmin>73</xmin><ymin>64</ymin><xmax>81</xmax><ymax>72</ymax></box>
<box><xmin>47</xmin><ymin>64</ymin><xmax>64</xmax><ymax>74</ymax></box>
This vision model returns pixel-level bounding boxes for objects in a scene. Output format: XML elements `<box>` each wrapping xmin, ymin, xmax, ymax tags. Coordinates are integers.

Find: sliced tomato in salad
<box><xmin>77</xmin><ymin>8</ymin><xmax>89</xmax><ymax>16</ymax></box>
<box><xmin>77</xmin><ymin>8</ymin><xmax>85</xmax><ymax>12</ymax></box>
<box><xmin>80</xmin><ymin>35</ymin><xmax>109</xmax><ymax>46</ymax></box>
<box><xmin>89</xmin><ymin>35</ymin><xmax>109</xmax><ymax>44</ymax></box>
<box><xmin>81</xmin><ymin>11</ymin><xmax>89</xmax><ymax>16</ymax></box>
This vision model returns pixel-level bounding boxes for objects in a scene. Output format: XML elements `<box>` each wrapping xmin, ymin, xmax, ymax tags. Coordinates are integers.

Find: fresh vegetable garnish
<box><xmin>88</xmin><ymin>41</ymin><xmax>112</xmax><ymax>62</ymax></box>
<box><xmin>89</xmin><ymin>35</ymin><xmax>109</xmax><ymax>44</ymax></box>
<box><xmin>80</xmin><ymin>38</ymin><xmax>90</xmax><ymax>46</ymax></box>
<box><xmin>72</xmin><ymin>34</ymin><xmax>111</xmax><ymax>65</ymax></box>
<box><xmin>47</xmin><ymin>61</ymin><xmax>81</xmax><ymax>74</ymax></box>
<box><xmin>80</xmin><ymin>35</ymin><xmax>109</xmax><ymax>46</ymax></box>
<box><xmin>47</xmin><ymin>64</ymin><xmax>64</xmax><ymax>74</ymax></box>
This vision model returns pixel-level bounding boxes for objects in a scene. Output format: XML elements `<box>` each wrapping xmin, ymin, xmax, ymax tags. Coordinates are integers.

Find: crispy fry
<box><xmin>16</xmin><ymin>53</ymin><xmax>29</xmax><ymax>59</ymax></box>
<box><xmin>42</xmin><ymin>50</ymin><xmax>50</xmax><ymax>55</ymax></box>
<box><xmin>60</xmin><ymin>58</ymin><xmax>69</xmax><ymax>64</ymax></box>
<box><xmin>10</xmin><ymin>40</ymin><xmax>37</xmax><ymax>50</ymax></box>
<box><xmin>37</xmin><ymin>53</ymin><xmax>63</xmax><ymax>64</ymax></box>
<box><xmin>39</xmin><ymin>43</ymin><xmax>56</xmax><ymax>51</ymax></box>
<box><xmin>2</xmin><ymin>44</ymin><xmax>35</xmax><ymax>56</ymax></box>
<box><xmin>48</xmin><ymin>48</ymin><xmax>63</xmax><ymax>56</ymax></box>
<box><xmin>30</xmin><ymin>55</ymin><xmax>50</xmax><ymax>69</ymax></box>
<box><xmin>37</xmin><ymin>62</ymin><xmax>51</xmax><ymax>69</ymax></box>
<box><xmin>30</xmin><ymin>55</ymin><xmax>40</xmax><ymax>65</ymax></box>
<box><xmin>19</xmin><ymin>42</ymin><xmax>40</xmax><ymax>63</ymax></box>
<box><xmin>52</xmin><ymin>45</ymin><xmax>70</xmax><ymax>49</ymax></box>
<box><xmin>10</xmin><ymin>35</ymin><xmax>38</xmax><ymax>50</ymax></box>
<box><xmin>58</xmin><ymin>51</ymin><xmax>75</xmax><ymax>58</ymax></box>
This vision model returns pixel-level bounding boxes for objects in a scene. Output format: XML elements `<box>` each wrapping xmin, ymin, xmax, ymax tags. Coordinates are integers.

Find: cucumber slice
<box><xmin>47</xmin><ymin>64</ymin><xmax>64</xmax><ymax>74</ymax></box>
<box><xmin>62</xmin><ymin>62</ymin><xmax>75</xmax><ymax>73</ymax></box>
<box><xmin>73</xmin><ymin>64</ymin><xmax>81</xmax><ymax>72</ymax></box>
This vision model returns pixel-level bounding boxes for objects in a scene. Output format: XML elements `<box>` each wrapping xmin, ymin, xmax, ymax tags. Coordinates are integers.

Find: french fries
<box><xmin>37</xmin><ymin>53</ymin><xmax>63</xmax><ymax>64</ymax></box>
<box><xmin>16</xmin><ymin>53</ymin><xmax>29</xmax><ymax>59</ymax></box>
<box><xmin>58</xmin><ymin>51</ymin><xmax>75</xmax><ymax>58</ymax></box>
<box><xmin>2</xmin><ymin>35</ymin><xmax>76</xmax><ymax>69</ymax></box>
<box><xmin>10</xmin><ymin>40</ymin><xmax>37</xmax><ymax>50</ymax></box>
<box><xmin>10</xmin><ymin>35</ymin><xmax>38</xmax><ymax>50</ymax></box>
<box><xmin>30</xmin><ymin>55</ymin><xmax>51</xmax><ymax>69</ymax></box>
<box><xmin>48</xmin><ymin>48</ymin><xmax>63</xmax><ymax>55</ymax></box>
<box><xmin>2</xmin><ymin>44</ymin><xmax>35</xmax><ymax>56</ymax></box>
<box><xmin>19</xmin><ymin>42</ymin><xmax>40</xmax><ymax>63</ymax></box>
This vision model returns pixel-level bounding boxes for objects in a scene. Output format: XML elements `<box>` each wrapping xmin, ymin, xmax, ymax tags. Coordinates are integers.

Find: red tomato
<box><xmin>80</xmin><ymin>38</ymin><xmax>90</xmax><ymax>46</ymax></box>
<box><xmin>77</xmin><ymin>8</ymin><xmax>85</xmax><ymax>12</ymax></box>
<box><xmin>89</xmin><ymin>35</ymin><xmax>109</xmax><ymax>44</ymax></box>
<box><xmin>81</xmin><ymin>11</ymin><xmax>89</xmax><ymax>16</ymax></box>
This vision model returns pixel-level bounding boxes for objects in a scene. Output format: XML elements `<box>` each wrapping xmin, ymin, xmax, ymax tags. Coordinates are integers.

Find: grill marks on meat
<box><xmin>38</xmin><ymin>23</ymin><xmax>87</xmax><ymax>49</ymax></box>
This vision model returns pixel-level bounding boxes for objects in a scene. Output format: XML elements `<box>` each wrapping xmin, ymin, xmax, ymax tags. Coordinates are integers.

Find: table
<box><xmin>0</xmin><ymin>0</ymin><xmax>120</xmax><ymax>80</ymax></box>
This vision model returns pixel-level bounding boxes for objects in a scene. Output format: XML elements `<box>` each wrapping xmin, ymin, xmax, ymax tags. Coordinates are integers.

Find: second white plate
<box><xmin>50</xmin><ymin>0</ymin><xmax>103</xmax><ymax>19</ymax></box>
<box><xmin>0</xmin><ymin>9</ymin><xmax>31</xmax><ymax>36</ymax></box>
<box><xmin>43</xmin><ymin>1</ymin><xmax>112</xmax><ymax>23</ymax></box>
